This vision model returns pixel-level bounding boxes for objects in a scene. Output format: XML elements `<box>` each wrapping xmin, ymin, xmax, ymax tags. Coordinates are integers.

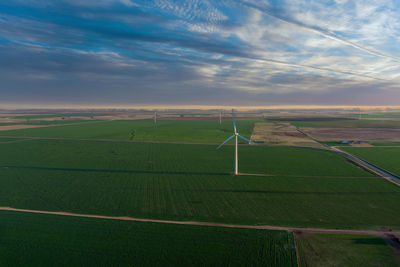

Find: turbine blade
<box><xmin>232</xmin><ymin>109</ymin><xmax>237</xmax><ymax>133</ymax></box>
<box><xmin>217</xmin><ymin>135</ymin><xmax>235</xmax><ymax>149</ymax></box>
<box><xmin>238</xmin><ymin>135</ymin><xmax>256</xmax><ymax>145</ymax></box>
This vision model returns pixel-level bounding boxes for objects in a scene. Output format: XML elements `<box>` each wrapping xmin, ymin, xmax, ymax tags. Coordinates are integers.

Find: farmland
<box><xmin>371</xmin><ymin>142</ymin><xmax>400</xmax><ymax>146</ymax></box>
<box><xmin>13</xmin><ymin>113</ymin><xmax>110</xmax><ymax>119</ymax></box>
<box><xmin>250</xmin><ymin>121</ymin><xmax>322</xmax><ymax>147</ymax></box>
<box><xmin>296</xmin><ymin>233</ymin><xmax>399</xmax><ymax>266</ymax></box>
<box><xmin>2</xmin><ymin>168</ymin><xmax>400</xmax><ymax>228</ymax></box>
<box><xmin>0</xmin><ymin>140</ymin><xmax>371</xmax><ymax>177</ymax></box>
<box><xmin>0</xmin><ymin>137</ymin><xmax>26</xmax><ymax>143</ymax></box>
<box><xmin>343</xmin><ymin>147</ymin><xmax>400</xmax><ymax>176</ymax></box>
<box><xmin>0</xmin><ymin>211</ymin><xmax>297</xmax><ymax>266</ymax></box>
<box><xmin>1</xmin><ymin>115</ymin><xmax>400</xmax><ymax>265</ymax></box>
<box><xmin>286</xmin><ymin>119</ymin><xmax>400</xmax><ymax>128</ymax></box>
<box><xmin>0</xmin><ymin>119</ymin><xmax>97</xmax><ymax>126</ymax></box>
<box><xmin>0</xmin><ymin>119</ymin><xmax>258</xmax><ymax>143</ymax></box>
<box><xmin>358</xmin><ymin>112</ymin><xmax>400</xmax><ymax>119</ymax></box>
<box><xmin>3</xmin><ymin>0</ymin><xmax>400</xmax><ymax>262</ymax></box>
<box><xmin>304</xmin><ymin>128</ymin><xmax>400</xmax><ymax>142</ymax></box>
<box><xmin>1</xmin><ymin>139</ymin><xmax>400</xmax><ymax>229</ymax></box>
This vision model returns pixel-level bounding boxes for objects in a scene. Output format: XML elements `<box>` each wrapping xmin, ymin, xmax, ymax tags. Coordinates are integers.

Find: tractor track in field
<box><xmin>1</xmin><ymin>207</ymin><xmax>400</xmax><ymax>239</ymax></box>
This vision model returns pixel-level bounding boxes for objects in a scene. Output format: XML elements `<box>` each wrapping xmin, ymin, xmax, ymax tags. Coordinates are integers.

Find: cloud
<box><xmin>238</xmin><ymin>0</ymin><xmax>400</xmax><ymax>63</ymax></box>
<box><xmin>1</xmin><ymin>0</ymin><xmax>400</xmax><ymax>106</ymax></box>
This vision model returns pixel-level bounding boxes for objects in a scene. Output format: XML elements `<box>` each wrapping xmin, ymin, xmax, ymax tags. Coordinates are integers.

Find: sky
<box><xmin>1</xmin><ymin>0</ymin><xmax>400</xmax><ymax>107</ymax></box>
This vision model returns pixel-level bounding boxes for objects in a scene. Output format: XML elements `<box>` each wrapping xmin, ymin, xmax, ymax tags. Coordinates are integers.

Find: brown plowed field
<box><xmin>272</xmin><ymin>131</ymin><xmax>307</xmax><ymax>138</ymax></box>
<box><xmin>268</xmin><ymin>117</ymin><xmax>355</xmax><ymax>121</ymax></box>
<box><xmin>158</xmin><ymin>116</ymin><xmax>258</xmax><ymax>120</ymax></box>
<box><xmin>307</xmin><ymin>128</ymin><xmax>400</xmax><ymax>140</ymax></box>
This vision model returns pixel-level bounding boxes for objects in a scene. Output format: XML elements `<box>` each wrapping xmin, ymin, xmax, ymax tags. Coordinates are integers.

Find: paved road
<box><xmin>331</xmin><ymin>147</ymin><xmax>400</xmax><ymax>185</ymax></box>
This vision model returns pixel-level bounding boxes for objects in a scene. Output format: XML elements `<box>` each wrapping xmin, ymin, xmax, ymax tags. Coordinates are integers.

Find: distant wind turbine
<box><xmin>217</xmin><ymin>110</ymin><xmax>255</xmax><ymax>175</ymax></box>
<box><xmin>154</xmin><ymin>111</ymin><xmax>157</xmax><ymax>126</ymax></box>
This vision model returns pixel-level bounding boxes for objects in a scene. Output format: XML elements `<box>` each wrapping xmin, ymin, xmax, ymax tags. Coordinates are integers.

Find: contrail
<box><xmin>248</xmin><ymin>56</ymin><xmax>386</xmax><ymax>81</ymax></box>
<box><xmin>239</xmin><ymin>1</ymin><xmax>400</xmax><ymax>63</ymax></box>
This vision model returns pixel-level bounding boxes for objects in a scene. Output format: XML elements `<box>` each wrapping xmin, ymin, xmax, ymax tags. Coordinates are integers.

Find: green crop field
<box><xmin>0</xmin><ymin>137</ymin><xmax>26</xmax><ymax>143</ymax></box>
<box><xmin>296</xmin><ymin>233</ymin><xmax>398</xmax><ymax>267</ymax></box>
<box><xmin>323</xmin><ymin>141</ymin><xmax>350</xmax><ymax>146</ymax></box>
<box><xmin>288</xmin><ymin>120</ymin><xmax>400</xmax><ymax>128</ymax></box>
<box><xmin>361</xmin><ymin>112</ymin><xmax>400</xmax><ymax>119</ymax></box>
<box><xmin>0</xmin><ymin>119</ymin><xmax>98</xmax><ymax>126</ymax></box>
<box><xmin>343</xmin><ymin>147</ymin><xmax>400</xmax><ymax>176</ymax></box>
<box><xmin>0</xmin><ymin>211</ymin><xmax>298</xmax><ymax>266</ymax></box>
<box><xmin>0</xmin><ymin>140</ymin><xmax>371</xmax><ymax>178</ymax></box>
<box><xmin>14</xmin><ymin>113</ymin><xmax>110</xmax><ymax>119</ymax></box>
<box><xmin>1</xmin><ymin>140</ymin><xmax>400</xmax><ymax>229</ymax></box>
<box><xmin>0</xmin><ymin>119</ymin><xmax>258</xmax><ymax>143</ymax></box>
<box><xmin>371</xmin><ymin>142</ymin><xmax>400</xmax><ymax>146</ymax></box>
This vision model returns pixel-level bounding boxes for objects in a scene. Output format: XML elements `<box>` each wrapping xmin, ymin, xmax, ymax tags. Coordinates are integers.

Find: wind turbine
<box><xmin>217</xmin><ymin>110</ymin><xmax>255</xmax><ymax>175</ymax></box>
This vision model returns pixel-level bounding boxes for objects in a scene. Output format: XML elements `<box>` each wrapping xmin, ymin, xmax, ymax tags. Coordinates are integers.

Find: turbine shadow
<box><xmin>1</xmin><ymin>165</ymin><xmax>230</xmax><ymax>176</ymax></box>
<box><xmin>351</xmin><ymin>238</ymin><xmax>386</xmax><ymax>246</ymax></box>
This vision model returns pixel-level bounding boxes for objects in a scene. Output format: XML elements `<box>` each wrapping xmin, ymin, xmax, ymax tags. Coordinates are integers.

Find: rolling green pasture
<box><xmin>289</xmin><ymin>120</ymin><xmax>400</xmax><ymax>128</ymax></box>
<box><xmin>0</xmin><ymin>211</ymin><xmax>297</xmax><ymax>266</ymax></box>
<box><xmin>0</xmin><ymin>119</ymin><xmax>258</xmax><ymax>143</ymax></box>
<box><xmin>297</xmin><ymin>233</ymin><xmax>399</xmax><ymax>267</ymax></box>
<box><xmin>343</xmin><ymin>147</ymin><xmax>400</xmax><ymax>176</ymax></box>
<box><xmin>2</xmin><ymin>140</ymin><xmax>400</xmax><ymax>229</ymax></box>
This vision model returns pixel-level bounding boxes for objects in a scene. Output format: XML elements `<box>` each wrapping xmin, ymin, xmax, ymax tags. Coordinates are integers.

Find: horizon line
<box><xmin>1</xmin><ymin>104</ymin><xmax>400</xmax><ymax>111</ymax></box>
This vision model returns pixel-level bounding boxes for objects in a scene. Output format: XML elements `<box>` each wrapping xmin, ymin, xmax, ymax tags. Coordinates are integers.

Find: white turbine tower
<box><xmin>217</xmin><ymin>110</ymin><xmax>255</xmax><ymax>175</ymax></box>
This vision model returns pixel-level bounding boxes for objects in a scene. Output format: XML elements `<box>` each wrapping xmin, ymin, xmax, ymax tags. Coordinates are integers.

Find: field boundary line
<box><xmin>1</xmin><ymin>207</ymin><xmax>399</xmax><ymax>237</ymax></box>
<box><xmin>293</xmin><ymin>233</ymin><xmax>301</xmax><ymax>267</ymax></box>
<box><xmin>239</xmin><ymin>173</ymin><xmax>374</xmax><ymax>178</ymax></box>
<box><xmin>0</xmin><ymin>139</ymin><xmax>30</xmax><ymax>144</ymax></box>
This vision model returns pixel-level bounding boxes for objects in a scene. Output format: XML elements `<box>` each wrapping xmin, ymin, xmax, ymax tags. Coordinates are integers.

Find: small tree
<box><xmin>130</xmin><ymin>129</ymin><xmax>135</xmax><ymax>140</ymax></box>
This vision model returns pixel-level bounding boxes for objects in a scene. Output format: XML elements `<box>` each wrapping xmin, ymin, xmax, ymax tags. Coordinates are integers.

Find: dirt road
<box><xmin>1</xmin><ymin>207</ymin><xmax>399</xmax><ymax>238</ymax></box>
